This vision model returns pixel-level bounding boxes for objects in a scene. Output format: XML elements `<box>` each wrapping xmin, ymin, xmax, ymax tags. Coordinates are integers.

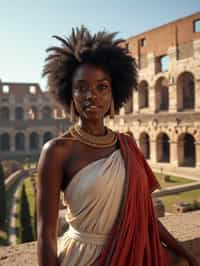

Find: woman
<box><xmin>37</xmin><ymin>26</ymin><xmax>199</xmax><ymax>266</ymax></box>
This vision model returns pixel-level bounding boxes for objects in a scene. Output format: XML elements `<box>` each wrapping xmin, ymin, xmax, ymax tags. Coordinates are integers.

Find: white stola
<box><xmin>66</xmin><ymin>225</ymin><xmax>108</xmax><ymax>246</ymax></box>
<box><xmin>57</xmin><ymin>149</ymin><xmax>125</xmax><ymax>266</ymax></box>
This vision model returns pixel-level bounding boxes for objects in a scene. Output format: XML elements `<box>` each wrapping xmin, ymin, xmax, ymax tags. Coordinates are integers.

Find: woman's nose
<box><xmin>85</xmin><ymin>89</ymin><xmax>97</xmax><ymax>100</ymax></box>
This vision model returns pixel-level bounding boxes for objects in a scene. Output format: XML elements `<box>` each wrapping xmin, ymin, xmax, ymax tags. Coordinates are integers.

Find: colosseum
<box><xmin>0</xmin><ymin>82</ymin><xmax>70</xmax><ymax>160</ymax></box>
<box><xmin>0</xmin><ymin>12</ymin><xmax>200</xmax><ymax>175</ymax></box>
<box><xmin>106</xmin><ymin>12</ymin><xmax>200</xmax><ymax>174</ymax></box>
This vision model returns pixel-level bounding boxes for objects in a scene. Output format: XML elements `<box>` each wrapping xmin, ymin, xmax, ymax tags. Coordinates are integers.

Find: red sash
<box><xmin>94</xmin><ymin>133</ymin><xmax>171</xmax><ymax>266</ymax></box>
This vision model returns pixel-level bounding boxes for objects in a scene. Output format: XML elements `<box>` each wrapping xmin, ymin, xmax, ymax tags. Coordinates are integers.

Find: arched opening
<box><xmin>155</xmin><ymin>77</ymin><xmax>169</xmax><ymax>112</ymax></box>
<box><xmin>28</xmin><ymin>106</ymin><xmax>38</xmax><ymax>120</ymax></box>
<box><xmin>15</xmin><ymin>107</ymin><xmax>24</xmax><ymax>120</ymax></box>
<box><xmin>42</xmin><ymin>106</ymin><xmax>52</xmax><ymax>119</ymax></box>
<box><xmin>0</xmin><ymin>133</ymin><xmax>10</xmax><ymax>151</ymax></box>
<box><xmin>0</xmin><ymin>107</ymin><xmax>10</xmax><ymax>120</ymax></box>
<box><xmin>30</xmin><ymin>132</ymin><xmax>39</xmax><ymax>150</ymax></box>
<box><xmin>138</xmin><ymin>81</ymin><xmax>149</xmax><ymax>109</ymax></box>
<box><xmin>178</xmin><ymin>133</ymin><xmax>196</xmax><ymax>166</ymax></box>
<box><xmin>139</xmin><ymin>132</ymin><xmax>150</xmax><ymax>159</ymax></box>
<box><xmin>15</xmin><ymin>133</ymin><xmax>25</xmax><ymax>151</ymax></box>
<box><xmin>43</xmin><ymin>132</ymin><xmax>53</xmax><ymax>144</ymax></box>
<box><xmin>177</xmin><ymin>72</ymin><xmax>195</xmax><ymax>111</ymax></box>
<box><xmin>156</xmin><ymin>133</ymin><xmax>170</xmax><ymax>162</ymax></box>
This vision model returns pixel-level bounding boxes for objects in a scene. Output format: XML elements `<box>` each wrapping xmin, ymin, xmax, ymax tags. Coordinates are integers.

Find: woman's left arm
<box><xmin>158</xmin><ymin>220</ymin><xmax>200</xmax><ymax>266</ymax></box>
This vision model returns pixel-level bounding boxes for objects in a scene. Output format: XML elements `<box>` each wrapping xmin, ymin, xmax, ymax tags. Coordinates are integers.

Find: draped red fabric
<box><xmin>94</xmin><ymin>133</ymin><xmax>171</xmax><ymax>266</ymax></box>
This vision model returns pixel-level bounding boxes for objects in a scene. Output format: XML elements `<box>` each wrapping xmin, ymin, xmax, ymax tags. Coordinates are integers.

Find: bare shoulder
<box><xmin>38</xmin><ymin>135</ymin><xmax>74</xmax><ymax>170</ymax></box>
<box><xmin>42</xmin><ymin>134</ymin><xmax>74</xmax><ymax>155</ymax></box>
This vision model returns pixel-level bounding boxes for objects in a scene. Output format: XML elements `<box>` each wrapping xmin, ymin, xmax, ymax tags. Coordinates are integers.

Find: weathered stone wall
<box><xmin>0</xmin><ymin>211</ymin><xmax>200</xmax><ymax>265</ymax></box>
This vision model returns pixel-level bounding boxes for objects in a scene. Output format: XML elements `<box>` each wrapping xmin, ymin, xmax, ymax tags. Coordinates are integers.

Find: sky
<box><xmin>0</xmin><ymin>0</ymin><xmax>199</xmax><ymax>90</ymax></box>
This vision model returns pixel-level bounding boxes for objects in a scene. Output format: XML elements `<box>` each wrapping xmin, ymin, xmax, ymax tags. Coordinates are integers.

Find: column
<box><xmin>133</xmin><ymin>91</ymin><xmax>139</xmax><ymax>113</ymax></box>
<box><xmin>195</xmin><ymin>141</ymin><xmax>200</xmax><ymax>168</ymax></box>
<box><xmin>147</xmin><ymin>52</ymin><xmax>156</xmax><ymax>75</ymax></box>
<box><xmin>10</xmin><ymin>133</ymin><xmax>15</xmax><ymax>152</ymax></box>
<box><xmin>25</xmin><ymin>132</ymin><xmax>29</xmax><ymax>152</ymax></box>
<box><xmin>168</xmin><ymin>84</ymin><xmax>177</xmax><ymax>112</ymax></box>
<box><xmin>169</xmin><ymin>141</ymin><xmax>178</xmax><ymax>167</ymax></box>
<box><xmin>195</xmin><ymin>80</ymin><xmax>200</xmax><ymax>112</ymax></box>
<box><xmin>10</xmin><ymin>95</ymin><xmax>15</xmax><ymax>121</ymax></box>
<box><xmin>168</xmin><ymin>46</ymin><xmax>177</xmax><ymax>72</ymax></box>
<box><xmin>149</xmin><ymin>86</ymin><xmax>156</xmax><ymax>113</ymax></box>
<box><xmin>150</xmin><ymin>139</ymin><xmax>157</xmax><ymax>163</ymax></box>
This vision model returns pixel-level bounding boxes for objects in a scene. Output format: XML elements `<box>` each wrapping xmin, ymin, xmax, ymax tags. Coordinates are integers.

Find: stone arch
<box><xmin>138</xmin><ymin>80</ymin><xmax>149</xmax><ymax>109</ymax></box>
<box><xmin>15</xmin><ymin>107</ymin><xmax>24</xmax><ymax>120</ymax></box>
<box><xmin>15</xmin><ymin>133</ymin><xmax>25</xmax><ymax>151</ymax></box>
<box><xmin>29</xmin><ymin>132</ymin><xmax>39</xmax><ymax>150</ymax></box>
<box><xmin>155</xmin><ymin>77</ymin><xmax>169</xmax><ymax>112</ymax></box>
<box><xmin>176</xmin><ymin>71</ymin><xmax>195</xmax><ymax>111</ymax></box>
<box><xmin>139</xmin><ymin>132</ymin><xmax>150</xmax><ymax>159</ymax></box>
<box><xmin>0</xmin><ymin>133</ymin><xmax>10</xmax><ymax>151</ymax></box>
<box><xmin>178</xmin><ymin>133</ymin><xmax>196</xmax><ymax>166</ymax></box>
<box><xmin>42</xmin><ymin>106</ymin><xmax>52</xmax><ymax>119</ymax></box>
<box><xmin>28</xmin><ymin>106</ymin><xmax>38</xmax><ymax>120</ymax></box>
<box><xmin>156</xmin><ymin>132</ymin><xmax>170</xmax><ymax>162</ymax></box>
<box><xmin>0</xmin><ymin>107</ymin><xmax>10</xmax><ymax>120</ymax></box>
<box><xmin>43</xmin><ymin>132</ymin><xmax>53</xmax><ymax>144</ymax></box>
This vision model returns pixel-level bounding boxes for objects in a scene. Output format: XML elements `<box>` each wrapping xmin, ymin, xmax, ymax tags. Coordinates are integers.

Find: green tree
<box><xmin>0</xmin><ymin>160</ymin><xmax>6</xmax><ymax>229</ymax></box>
<box><xmin>20</xmin><ymin>184</ymin><xmax>34</xmax><ymax>243</ymax></box>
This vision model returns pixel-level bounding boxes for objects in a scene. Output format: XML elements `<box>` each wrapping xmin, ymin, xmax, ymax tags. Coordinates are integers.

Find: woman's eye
<box><xmin>97</xmin><ymin>84</ymin><xmax>108</xmax><ymax>91</ymax></box>
<box><xmin>77</xmin><ymin>85</ymin><xmax>87</xmax><ymax>92</ymax></box>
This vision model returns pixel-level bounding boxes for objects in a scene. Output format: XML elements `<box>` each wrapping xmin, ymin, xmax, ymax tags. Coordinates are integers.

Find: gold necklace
<box><xmin>70</xmin><ymin>125</ymin><xmax>117</xmax><ymax>148</ymax></box>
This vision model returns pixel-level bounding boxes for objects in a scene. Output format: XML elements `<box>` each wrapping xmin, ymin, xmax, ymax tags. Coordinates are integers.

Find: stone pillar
<box><xmin>38</xmin><ymin>132</ymin><xmax>43</xmax><ymax>149</ymax></box>
<box><xmin>168</xmin><ymin>84</ymin><xmax>177</xmax><ymax>112</ymax></box>
<box><xmin>170</xmin><ymin>141</ymin><xmax>178</xmax><ymax>167</ymax></box>
<box><xmin>24</xmin><ymin>103</ymin><xmax>29</xmax><ymax>120</ymax></box>
<box><xmin>150</xmin><ymin>140</ymin><xmax>157</xmax><ymax>163</ymax></box>
<box><xmin>195</xmin><ymin>80</ymin><xmax>200</xmax><ymax>112</ymax></box>
<box><xmin>193</xmin><ymin>40</ymin><xmax>200</xmax><ymax>112</ymax></box>
<box><xmin>147</xmin><ymin>52</ymin><xmax>156</xmax><ymax>75</ymax></box>
<box><xmin>10</xmin><ymin>134</ymin><xmax>15</xmax><ymax>152</ymax></box>
<box><xmin>38</xmin><ymin>107</ymin><xmax>43</xmax><ymax>120</ymax></box>
<box><xmin>149</xmin><ymin>86</ymin><xmax>156</xmax><ymax>113</ymax></box>
<box><xmin>10</xmin><ymin>96</ymin><xmax>15</xmax><ymax>121</ymax></box>
<box><xmin>168</xmin><ymin>46</ymin><xmax>177</xmax><ymax>72</ymax></box>
<box><xmin>195</xmin><ymin>141</ymin><xmax>200</xmax><ymax>169</ymax></box>
<box><xmin>25</xmin><ymin>132</ymin><xmax>29</xmax><ymax>152</ymax></box>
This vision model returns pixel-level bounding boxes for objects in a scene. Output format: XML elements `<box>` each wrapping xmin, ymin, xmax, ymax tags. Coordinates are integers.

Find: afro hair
<box><xmin>43</xmin><ymin>26</ymin><xmax>137</xmax><ymax>112</ymax></box>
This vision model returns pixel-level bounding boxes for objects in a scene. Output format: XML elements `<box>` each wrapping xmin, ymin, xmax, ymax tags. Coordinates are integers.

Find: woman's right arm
<box><xmin>37</xmin><ymin>140</ymin><xmax>65</xmax><ymax>266</ymax></box>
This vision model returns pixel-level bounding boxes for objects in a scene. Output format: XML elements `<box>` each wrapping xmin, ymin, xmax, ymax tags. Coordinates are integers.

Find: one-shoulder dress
<box><xmin>57</xmin><ymin>149</ymin><xmax>125</xmax><ymax>266</ymax></box>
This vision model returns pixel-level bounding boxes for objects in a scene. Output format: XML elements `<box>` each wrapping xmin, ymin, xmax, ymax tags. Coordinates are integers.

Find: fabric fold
<box><xmin>94</xmin><ymin>133</ymin><xmax>170</xmax><ymax>266</ymax></box>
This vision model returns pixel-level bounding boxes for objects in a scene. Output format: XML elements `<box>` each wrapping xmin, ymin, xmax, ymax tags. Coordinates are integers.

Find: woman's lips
<box><xmin>84</xmin><ymin>101</ymin><xmax>101</xmax><ymax>110</ymax></box>
<box><xmin>84</xmin><ymin>103</ymin><xmax>101</xmax><ymax>112</ymax></box>
<box><xmin>85</xmin><ymin>105</ymin><xmax>99</xmax><ymax>111</ymax></box>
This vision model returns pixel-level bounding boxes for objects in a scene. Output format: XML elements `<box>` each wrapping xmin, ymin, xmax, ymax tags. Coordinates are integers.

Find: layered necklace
<box><xmin>69</xmin><ymin>124</ymin><xmax>117</xmax><ymax>148</ymax></box>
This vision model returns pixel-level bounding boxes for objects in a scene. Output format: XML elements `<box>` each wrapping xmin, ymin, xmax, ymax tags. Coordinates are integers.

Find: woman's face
<box><xmin>72</xmin><ymin>64</ymin><xmax>112</xmax><ymax>121</ymax></box>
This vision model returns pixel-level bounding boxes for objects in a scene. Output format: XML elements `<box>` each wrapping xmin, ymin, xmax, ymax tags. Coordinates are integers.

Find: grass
<box><xmin>155</xmin><ymin>173</ymin><xmax>192</xmax><ymax>188</ymax></box>
<box><xmin>23</xmin><ymin>162</ymin><xmax>37</xmax><ymax>170</ymax></box>
<box><xmin>160</xmin><ymin>189</ymin><xmax>200</xmax><ymax>213</ymax></box>
<box><xmin>154</xmin><ymin>173</ymin><xmax>200</xmax><ymax>212</ymax></box>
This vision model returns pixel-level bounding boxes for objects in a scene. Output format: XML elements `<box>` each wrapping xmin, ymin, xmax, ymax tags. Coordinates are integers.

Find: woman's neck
<box><xmin>78</xmin><ymin>119</ymin><xmax>106</xmax><ymax>136</ymax></box>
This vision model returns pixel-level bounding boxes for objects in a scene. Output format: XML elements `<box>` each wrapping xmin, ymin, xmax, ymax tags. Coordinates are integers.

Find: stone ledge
<box><xmin>0</xmin><ymin>211</ymin><xmax>200</xmax><ymax>265</ymax></box>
